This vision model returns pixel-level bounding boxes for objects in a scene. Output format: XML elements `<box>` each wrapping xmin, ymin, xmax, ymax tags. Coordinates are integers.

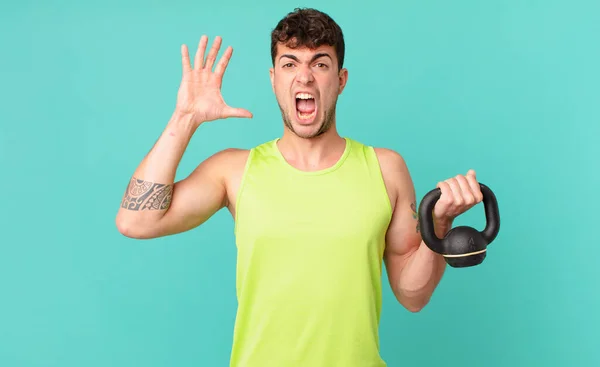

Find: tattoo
<box><xmin>410</xmin><ymin>201</ymin><xmax>420</xmax><ymax>233</ymax></box>
<box><xmin>121</xmin><ymin>177</ymin><xmax>173</xmax><ymax>211</ymax></box>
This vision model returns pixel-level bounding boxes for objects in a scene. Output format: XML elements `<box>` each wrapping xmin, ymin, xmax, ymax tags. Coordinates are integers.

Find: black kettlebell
<box><xmin>418</xmin><ymin>183</ymin><xmax>500</xmax><ymax>268</ymax></box>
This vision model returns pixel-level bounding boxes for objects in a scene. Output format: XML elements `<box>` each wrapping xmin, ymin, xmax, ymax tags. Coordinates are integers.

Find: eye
<box><xmin>282</xmin><ymin>63</ymin><xmax>294</xmax><ymax>68</ymax></box>
<box><xmin>316</xmin><ymin>63</ymin><xmax>328</xmax><ymax>68</ymax></box>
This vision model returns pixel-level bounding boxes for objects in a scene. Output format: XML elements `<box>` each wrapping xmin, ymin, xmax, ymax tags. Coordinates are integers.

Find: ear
<box><xmin>269</xmin><ymin>67</ymin><xmax>275</xmax><ymax>92</ymax></box>
<box><xmin>338</xmin><ymin>68</ymin><xmax>349</xmax><ymax>95</ymax></box>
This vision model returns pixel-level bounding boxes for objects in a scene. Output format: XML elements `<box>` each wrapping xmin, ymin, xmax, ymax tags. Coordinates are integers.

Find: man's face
<box><xmin>270</xmin><ymin>42</ymin><xmax>348</xmax><ymax>139</ymax></box>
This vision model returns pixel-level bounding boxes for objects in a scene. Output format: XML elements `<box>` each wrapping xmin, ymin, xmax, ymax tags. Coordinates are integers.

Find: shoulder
<box><xmin>205</xmin><ymin>140</ymin><xmax>273</xmax><ymax>190</ymax></box>
<box><xmin>372</xmin><ymin>147</ymin><xmax>410</xmax><ymax>177</ymax></box>
<box><xmin>371</xmin><ymin>147</ymin><xmax>415</xmax><ymax>208</ymax></box>
<box><xmin>204</xmin><ymin>147</ymin><xmax>251</xmax><ymax>178</ymax></box>
<box><xmin>344</xmin><ymin>137</ymin><xmax>411</xmax><ymax>188</ymax></box>
<box><xmin>212</xmin><ymin>147</ymin><xmax>251</xmax><ymax>163</ymax></box>
<box><xmin>183</xmin><ymin>148</ymin><xmax>250</xmax><ymax>185</ymax></box>
<box><xmin>204</xmin><ymin>139</ymin><xmax>276</xmax><ymax>176</ymax></box>
<box><xmin>347</xmin><ymin>138</ymin><xmax>406</xmax><ymax>167</ymax></box>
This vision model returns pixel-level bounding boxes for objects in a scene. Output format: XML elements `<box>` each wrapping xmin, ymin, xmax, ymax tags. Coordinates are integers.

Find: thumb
<box><xmin>223</xmin><ymin>106</ymin><xmax>253</xmax><ymax>119</ymax></box>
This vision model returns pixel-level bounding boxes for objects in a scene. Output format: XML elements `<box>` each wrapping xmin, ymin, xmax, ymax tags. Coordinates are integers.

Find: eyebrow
<box><xmin>279</xmin><ymin>52</ymin><xmax>332</xmax><ymax>64</ymax></box>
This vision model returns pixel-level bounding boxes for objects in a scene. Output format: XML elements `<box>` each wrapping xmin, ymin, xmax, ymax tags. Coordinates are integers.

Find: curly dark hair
<box><xmin>270</xmin><ymin>8</ymin><xmax>345</xmax><ymax>71</ymax></box>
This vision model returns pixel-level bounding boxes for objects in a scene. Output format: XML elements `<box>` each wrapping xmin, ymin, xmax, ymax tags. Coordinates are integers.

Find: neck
<box><xmin>277</xmin><ymin>127</ymin><xmax>346</xmax><ymax>172</ymax></box>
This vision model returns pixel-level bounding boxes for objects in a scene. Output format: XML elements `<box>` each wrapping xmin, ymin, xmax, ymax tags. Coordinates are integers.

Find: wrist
<box><xmin>169</xmin><ymin>111</ymin><xmax>201</xmax><ymax>133</ymax></box>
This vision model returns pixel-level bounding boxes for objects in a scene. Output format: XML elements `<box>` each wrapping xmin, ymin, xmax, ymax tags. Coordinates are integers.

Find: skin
<box><xmin>115</xmin><ymin>35</ymin><xmax>484</xmax><ymax>313</ymax></box>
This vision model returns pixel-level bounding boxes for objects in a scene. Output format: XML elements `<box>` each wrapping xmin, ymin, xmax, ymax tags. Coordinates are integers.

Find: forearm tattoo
<box><xmin>121</xmin><ymin>177</ymin><xmax>173</xmax><ymax>211</ymax></box>
<box><xmin>410</xmin><ymin>201</ymin><xmax>420</xmax><ymax>233</ymax></box>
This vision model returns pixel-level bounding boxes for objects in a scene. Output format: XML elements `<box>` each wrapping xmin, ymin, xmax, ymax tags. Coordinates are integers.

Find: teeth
<box><xmin>296</xmin><ymin>93</ymin><xmax>314</xmax><ymax>100</ymax></box>
<box><xmin>298</xmin><ymin>110</ymin><xmax>316</xmax><ymax>119</ymax></box>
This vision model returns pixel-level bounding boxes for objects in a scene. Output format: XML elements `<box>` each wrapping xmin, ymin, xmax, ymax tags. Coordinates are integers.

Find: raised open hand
<box><xmin>175</xmin><ymin>35</ymin><xmax>252</xmax><ymax>125</ymax></box>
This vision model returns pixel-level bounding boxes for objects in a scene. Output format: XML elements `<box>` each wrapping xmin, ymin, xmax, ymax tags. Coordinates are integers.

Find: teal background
<box><xmin>1</xmin><ymin>0</ymin><xmax>599</xmax><ymax>366</ymax></box>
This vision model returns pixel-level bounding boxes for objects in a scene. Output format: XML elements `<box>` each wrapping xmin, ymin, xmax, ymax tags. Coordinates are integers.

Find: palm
<box><xmin>176</xmin><ymin>80</ymin><xmax>227</xmax><ymax>122</ymax></box>
<box><xmin>176</xmin><ymin>35</ymin><xmax>252</xmax><ymax>124</ymax></box>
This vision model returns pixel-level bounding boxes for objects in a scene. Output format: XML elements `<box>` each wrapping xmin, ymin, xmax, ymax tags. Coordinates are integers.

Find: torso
<box><xmin>224</xmin><ymin>138</ymin><xmax>403</xmax><ymax>366</ymax></box>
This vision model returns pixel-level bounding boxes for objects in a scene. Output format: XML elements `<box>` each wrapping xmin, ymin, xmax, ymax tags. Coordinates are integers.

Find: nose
<box><xmin>295</xmin><ymin>65</ymin><xmax>314</xmax><ymax>84</ymax></box>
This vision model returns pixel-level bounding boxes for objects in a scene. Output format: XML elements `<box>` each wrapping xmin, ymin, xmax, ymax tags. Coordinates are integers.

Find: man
<box><xmin>116</xmin><ymin>8</ymin><xmax>484</xmax><ymax>367</ymax></box>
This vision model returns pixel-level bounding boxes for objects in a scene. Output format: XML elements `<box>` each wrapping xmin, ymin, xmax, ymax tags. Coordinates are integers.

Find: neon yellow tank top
<box><xmin>230</xmin><ymin>137</ymin><xmax>392</xmax><ymax>367</ymax></box>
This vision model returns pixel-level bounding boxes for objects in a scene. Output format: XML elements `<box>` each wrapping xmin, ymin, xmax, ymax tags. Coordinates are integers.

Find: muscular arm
<box><xmin>116</xmin><ymin>36</ymin><xmax>253</xmax><ymax>239</ymax></box>
<box><xmin>115</xmin><ymin>112</ymin><xmax>236</xmax><ymax>239</ymax></box>
<box><xmin>377</xmin><ymin>148</ymin><xmax>450</xmax><ymax>312</ymax></box>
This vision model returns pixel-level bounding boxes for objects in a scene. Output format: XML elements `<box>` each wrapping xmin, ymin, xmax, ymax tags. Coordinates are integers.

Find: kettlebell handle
<box><xmin>418</xmin><ymin>183</ymin><xmax>500</xmax><ymax>254</ymax></box>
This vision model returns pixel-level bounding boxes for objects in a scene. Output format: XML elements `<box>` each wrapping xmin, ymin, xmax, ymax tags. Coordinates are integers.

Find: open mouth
<box><xmin>295</xmin><ymin>92</ymin><xmax>317</xmax><ymax>123</ymax></box>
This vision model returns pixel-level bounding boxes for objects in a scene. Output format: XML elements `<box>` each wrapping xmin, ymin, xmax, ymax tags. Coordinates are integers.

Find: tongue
<box><xmin>297</xmin><ymin>99</ymin><xmax>316</xmax><ymax>113</ymax></box>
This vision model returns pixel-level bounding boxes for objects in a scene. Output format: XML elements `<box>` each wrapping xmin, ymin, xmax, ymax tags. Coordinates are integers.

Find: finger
<box><xmin>214</xmin><ymin>46</ymin><xmax>233</xmax><ymax>80</ymax></box>
<box><xmin>181</xmin><ymin>44</ymin><xmax>192</xmax><ymax>73</ymax></box>
<box><xmin>436</xmin><ymin>181</ymin><xmax>453</xmax><ymax>207</ymax></box>
<box><xmin>445</xmin><ymin>178</ymin><xmax>464</xmax><ymax>208</ymax></box>
<box><xmin>465</xmin><ymin>170</ymin><xmax>483</xmax><ymax>202</ymax></box>
<box><xmin>455</xmin><ymin>175</ymin><xmax>476</xmax><ymax>205</ymax></box>
<box><xmin>223</xmin><ymin>106</ymin><xmax>253</xmax><ymax>119</ymax></box>
<box><xmin>194</xmin><ymin>35</ymin><xmax>209</xmax><ymax>70</ymax></box>
<box><xmin>204</xmin><ymin>36</ymin><xmax>222</xmax><ymax>71</ymax></box>
<box><xmin>434</xmin><ymin>181</ymin><xmax>452</xmax><ymax>219</ymax></box>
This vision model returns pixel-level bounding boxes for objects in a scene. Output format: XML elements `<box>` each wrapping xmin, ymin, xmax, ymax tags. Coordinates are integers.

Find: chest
<box><xmin>234</xmin><ymin>172</ymin><xmax>392</xmax><ymax>245</ymax></box>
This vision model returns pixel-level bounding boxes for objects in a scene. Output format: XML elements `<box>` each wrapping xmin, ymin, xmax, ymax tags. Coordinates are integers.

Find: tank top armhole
<box><xmin>367</xmin><ymin>146</ymin><xmax>394</xmax><ymax>220</ymax></box>
<box><xmin>233</xmin><ymin>148</ymin><xmax>256</xmax><ymax>238</ymax></box>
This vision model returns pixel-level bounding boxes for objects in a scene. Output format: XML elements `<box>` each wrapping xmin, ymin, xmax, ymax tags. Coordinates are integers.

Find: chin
<box><xmin>293</xmin><ymin>128</ymin><xmax>321</xmax><ymax>139</ymax></box>
<box><xmin>291</xmin><ymin>119</ymin><xmax>327</xmax><ymax>139</ymax></box>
